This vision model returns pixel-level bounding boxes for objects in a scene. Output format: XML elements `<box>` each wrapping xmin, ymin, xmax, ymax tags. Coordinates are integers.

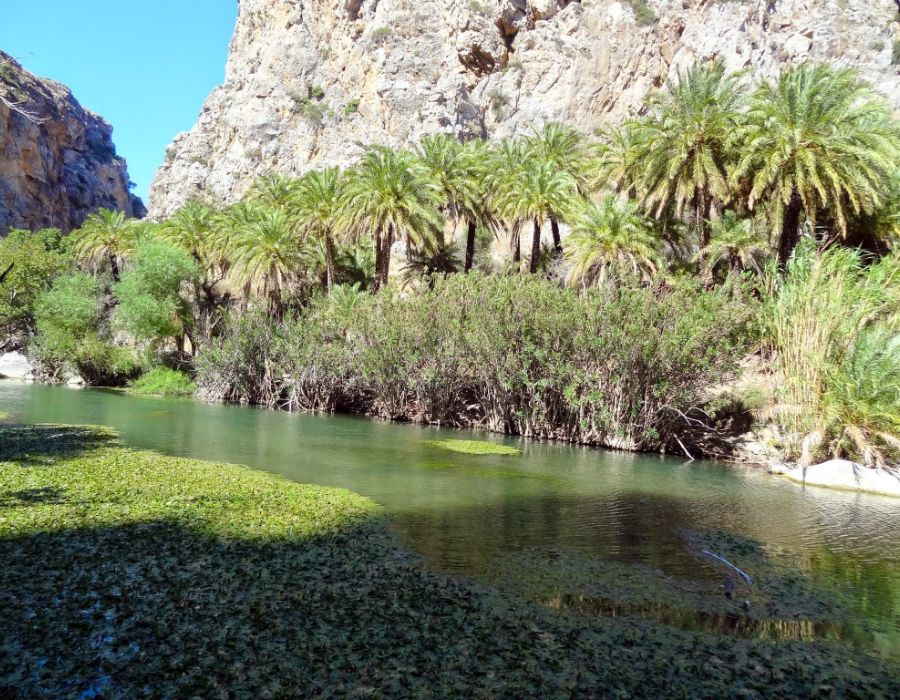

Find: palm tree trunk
<box><xmin>373</xmin><ymin>229</ymin><xmax>384</xmax><ymax>292</ymax></box>
<box><xmin>511</xmin><ymin>224</ymin><xmax>521</xmax><ymax>265</ymax></box>
<box><xmin>464</xmin><ymin>220</ymin><xmax>476</xmax><ymax>273</ymax></box>
<box><xmin>109</xmin><ymin>254</ymin><xmax>120</xmax><ymax>283</ymax></box>
<box><xmin>529</xmin><ymin>218</ymin><xmax>541</xmax><ymax>274</ymax></box>
<box><xmin>550</xmin><ymin>216</ymin><xmax>562</xmax><ymax>256</ymax></box>
<box><xmin>382</xmin><ymin>223</ymin><xmax>394</xmax><ymax>288</ymax></box>
<box><xmin>778</xmin><ymin>189</ymin><xmax>803</xmax><ymax>269</ymax></box>
<box><xmin>325</xmin><ymin>234</ymin><xmax>336</xmax><ymax>292</ymax></box>
<box><xmin>696</xmin><ymin>189</ymin><xmax>713</xmax><ymax>286</ymax></box>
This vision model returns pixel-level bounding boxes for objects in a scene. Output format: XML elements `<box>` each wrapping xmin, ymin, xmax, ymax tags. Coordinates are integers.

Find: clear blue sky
<box><xmin>1</xmin><ymin>1</ymin><xmax>239</xmax><ymax>205</ymax></box>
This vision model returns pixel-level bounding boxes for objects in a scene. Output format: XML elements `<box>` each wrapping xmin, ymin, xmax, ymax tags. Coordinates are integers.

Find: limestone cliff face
<box><xmin>0</xmin><ymin>51</ymin><xmax>145</xmax><ymax>235</ymax></box>
<box><xmin>149</xmin><ymin>0</ymin><xmax>900</xmax><ymax>219</ymax></box>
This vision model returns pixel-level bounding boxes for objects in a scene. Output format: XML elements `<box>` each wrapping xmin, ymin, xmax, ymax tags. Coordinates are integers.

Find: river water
<box><xmin>2</xmin><ymin>381</ymin><xmax>899</xmax><ymax>656</ymax></box>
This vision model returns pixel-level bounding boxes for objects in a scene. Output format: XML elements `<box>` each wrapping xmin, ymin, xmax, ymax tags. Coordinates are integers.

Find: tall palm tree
<box><xmin>695</xmin><ymin>212</ymin><xmax>770</xmax><ymax>278</ymax></box>
<box><xmin>527</xmin><ymin>122</ymin><xmax>590</xmax><ymax>254</ymax></box>
<box><xmin>340</xmin><ymin>146</ymin><xmax>442</xmax><ymax>290</ymax></box>
<box><xmin>638</xmin><ymin>61</ymin><xmax>745</xmax><ymax>251</ymax></box>
<box><xmin>159</xmin><ymin>200</ymin><xmax>215</xmax><ymax>266</ymax></box>
<box><xmin>485</xmin><ymin>138</ymin><xmax>530</xmax><ymax>265</ymax></box>
<box><xmin>732</xmin><ymin>63</ymin><xmax>899</xmax><ymax>267</ymax></box>
<box><xmin>590</xmin><ymin>120</ymin><xmax>648</xmax><ymax>198</ymax></box>
<box><xmin>248</xmin><ymin>173</ymin><xmax>301</xmax><ymax>210</ymax></box>
<box><xmin>494</xmin><ymin>158</ymin><xmax>577</xmax><ymax>273</ymax></box>
<box><xmin>227</xmin><ymin>206</ymin><xmax>306</xmax><ymax>311</ymax></box>
<box><xmin>415</xmin><ymin>134</ymin><xmax>489</xmax><ymax>273</ymax></box>
<box><xmin>565</xmin><ymin>196</ymin><xmax>661</xmax><ymax>287</ymax></box>
<box><xmin>292</xmin><ymin>167</ymin><xmax>345</xmax><ymax>292</ymax></box>
<box><xmin>70</xmin><ymin>208</ymin><xmax>137</xmax><ymax>282</ymax></box>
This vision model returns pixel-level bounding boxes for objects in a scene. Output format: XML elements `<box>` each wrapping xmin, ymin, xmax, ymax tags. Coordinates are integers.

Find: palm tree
<box><xmin>565</xmin><ymin>196</ymin><xmax>661</xmax><ymax>287</ymax></box>
<box><xmin>340</xmin><ymin>146</ymin><xmax>442</xmax><ymax>290</ymax></box>
<box><xmin>70</xmin><ymin>208</ymin><xmax>137</xmax><ymax>282</ymax></box>
<box><xmin>415</xmin><ymin>134</ymin><xmax>489</xmax><ymax>273</ymax></box>
<box><xmin>732</xmin><ymin>63</ymin><xmax>899</xmax><ymax>267</ymax></box>
<box><xmin>494</xmin><ymin>157</ymin><xmax>578</xmax><ymax>273</ymax></box>
<box><xmin>527</xmin><ymin>122</ymin><xmax>590</xmax><ymax>254</ymax></box>
<box><xmin>159</xmin><ymin>200</ymin><xmax>215</xmax><ymax>265</ymax></box>
<box><xmin>292</xmin><ymin>167</ymin><xmax>345</xmax><ymax>291</ymax></box>
<box><xmin>695</xmin><ymin>212</ymin><xmax>770</xmax><ymax>279</ymax></box>
<box><xmin>591</xmin><ymin>121</ymin><xmax>648</xmax><ymax>198</ymax></box>
<box><xmin>248</xmin><ymin>173</ymin><xmax>301</xmax><ymax>209</ymax></box>
<box><xmin>227</xmin><ymin>206</ymin><xmax>306</xmax><ymax>311</ymax></box>
<box><xmin>638</xmin><ymin>61</ymin><xmax>745</xmax><ymax>251</ymax></box>
<box><xmin>485</xmin><ymin>139</ymin><xmax>530</xmax><ymax>265</ymax></box>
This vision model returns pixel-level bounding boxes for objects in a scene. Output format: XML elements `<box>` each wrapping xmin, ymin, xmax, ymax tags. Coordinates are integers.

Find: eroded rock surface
<box><xmin>149</xmin><ymin>0</ymin><xmax>900</xmax><ymax>218</ymax></box>
<box><xmin>0</xmin><ymin>51</ymin><xmax>145</xmax><ymax>235</ymax></box>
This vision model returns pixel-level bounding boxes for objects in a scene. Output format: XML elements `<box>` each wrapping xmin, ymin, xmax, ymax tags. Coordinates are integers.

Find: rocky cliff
<box><xmin>149</xmin><ymin>0</ymin><xmax>900</xmax><ymax>219</ymax></box>
<box><xmin>0</xmin><ymin>51</ymin><xmax>145</xmax><ymax>235</ymax></box>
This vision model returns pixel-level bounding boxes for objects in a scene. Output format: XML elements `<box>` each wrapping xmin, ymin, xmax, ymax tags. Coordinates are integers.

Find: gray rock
<box><xmin>0</xmin><ymin>51</ymin><xmax>144</xmax><ymax>235</ymax></box>
<box><xmin>148</xmin><ymin>0</ymin><xmax>900</xmax><ymax>219</ymax></box>
<box><xmin>0</xmin><ymin>351</ymin><xmax>33</xmax><ymax>379</ymax></box>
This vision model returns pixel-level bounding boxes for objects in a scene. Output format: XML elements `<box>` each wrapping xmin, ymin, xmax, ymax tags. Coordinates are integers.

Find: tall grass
<box><xmin>764</xmin><ymin>241</ymin><xmax>899</xmax><ymax>466</ymax></box>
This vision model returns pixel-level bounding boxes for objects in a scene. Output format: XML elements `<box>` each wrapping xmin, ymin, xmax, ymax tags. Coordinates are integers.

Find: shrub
<box><xmin>0</xmin><ymin>228</ymin><xmax>70</xmax><ymax>347</ymax></box>
<box><xmin>114</xmin><ymin>238</ymin><xmax>200</xmax><ymax>353</ymax></box>
<box><xmin>128</xmin><ymin>367</ymin><xmax>197</xmax><ymax>397</ymax></box>
<box><xmin>197</xmin><ymin>275</ymin><xmax>756</xmax><ymax>454</ymax></box>
<box><xmin>32</xmin><ymin>273</ymin><xmax>137</xmax><ymax>385</ymax></box>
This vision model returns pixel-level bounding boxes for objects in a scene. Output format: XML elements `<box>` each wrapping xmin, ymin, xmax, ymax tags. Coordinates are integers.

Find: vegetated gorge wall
<box><xmin>0</xmin><ymin>51</ymin><xmax>145</xmax><ymax>236</ymax></box>
<box><xmin>149</xmin><ymin>0</ymin><xmax>900</xmax><ymax>218</ymax></box>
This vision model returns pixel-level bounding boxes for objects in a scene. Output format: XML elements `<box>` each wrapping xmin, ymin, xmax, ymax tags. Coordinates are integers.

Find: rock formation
<box><xmin>0</xmin><ymin>51</ymin><xmax>145</xmax><ymax>235</ymax></box>
<box><xmin>149</xmin><ymin>0</ymin><xmax>900</xmax><ymax>218</ymax></box>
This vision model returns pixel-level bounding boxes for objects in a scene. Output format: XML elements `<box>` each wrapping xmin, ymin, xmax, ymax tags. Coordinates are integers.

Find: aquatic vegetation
<box><xmin>2</xmin><ymin>423</ymin><xmax>898</xmax><ymax>696</ymax></box>
<box><xmin>425</xmin><ymin>439</ymin><xmax>521</xmax><ymax>455</ymax></box>
<box><xmin>127</xmin><ymin>367</ymin><xmax>197</xmax><ymax>397</ymax></box>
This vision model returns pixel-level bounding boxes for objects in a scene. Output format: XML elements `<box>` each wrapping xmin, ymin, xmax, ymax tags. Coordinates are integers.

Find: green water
<box><xmin>2</xmin><ymin>381</ymin><xmax>899</xmax><ymax>655</ymax></box>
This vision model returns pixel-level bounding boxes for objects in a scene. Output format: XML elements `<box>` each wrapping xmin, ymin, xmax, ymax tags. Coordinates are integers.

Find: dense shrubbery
<box><xmin>197</xmin><ymin>275</ymin><xmax>755</xmax><ymax>453</ymax></box>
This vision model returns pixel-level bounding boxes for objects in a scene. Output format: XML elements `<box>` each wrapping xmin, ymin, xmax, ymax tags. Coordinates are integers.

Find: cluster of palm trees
<box><xmin>70</xmin><ymin>60</ymin><xmax>898</xmax><ymax>312</ymax></box>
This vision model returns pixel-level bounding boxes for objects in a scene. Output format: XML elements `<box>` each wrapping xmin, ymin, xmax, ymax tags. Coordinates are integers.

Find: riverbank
<box><xmin>1</xmin><ymin>422</ymin><xmax>898</xmax><ymax>697</ymax></box>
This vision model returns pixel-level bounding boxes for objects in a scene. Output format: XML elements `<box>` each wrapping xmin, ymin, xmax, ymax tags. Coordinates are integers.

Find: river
<box><xmin>2</xmin><ymin>381</ymin><xmax>899</xmax><ymax>656</ymax></box>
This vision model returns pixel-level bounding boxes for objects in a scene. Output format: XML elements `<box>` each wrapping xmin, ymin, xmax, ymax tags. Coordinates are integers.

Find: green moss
<box><xmin>425</xmin><ymin>439</ymin><xmax>521</xmax><ymax>455</ymax></box>
<box><xmin>127</xmin><ymin>367</ymin><xmax>197</xmax><ymax>397</ymax></box>
<box><xmin>1</xmin><ymin>424</ymin><xmax>897</xmax><ymax>697</ymax></box>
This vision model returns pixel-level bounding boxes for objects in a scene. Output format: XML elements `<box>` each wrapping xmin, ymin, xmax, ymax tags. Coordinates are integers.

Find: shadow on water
<box><xmin>2</xmin><ymin>517</ymin><xmax>899</xmax><ymax>698</ymax></box>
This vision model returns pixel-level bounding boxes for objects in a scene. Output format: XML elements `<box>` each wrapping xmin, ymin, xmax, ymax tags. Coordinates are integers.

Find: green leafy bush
<box><xmin>197</xmin><ymin>275</ymin><xmax>755</xmax><ymax>454</ymax></box>
<box><xmin>114</xmin><ymin>238</ymin><xmax>200</xmax><ymax>352</ymax></box>
<box><xmin>128</xmin><ymin>367</ymin><xmax>197</xmax><ymax>397</ymax></box>
<box><xmin>32</xmin><ymin>273</ymin><xmax>136</xmax><ymax>385</ymax></box>
<box><xmin>0</xmin><ymin>228</ymin><xmax>70</xmax><ymax>347</ymax></box>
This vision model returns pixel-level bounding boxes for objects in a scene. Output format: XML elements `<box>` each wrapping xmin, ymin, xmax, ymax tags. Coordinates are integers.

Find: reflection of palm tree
<box><xmin>70</xmin><ymin>209</ymin><xmax>137</xmax><ymax>282</ymax></box>
<box><xmin>565</xmin><ymin>196</ymin><xmax>661</xmax><ymax>287</ymax></box>
<box><xmin>732</xmin><ymin>63</ymin><xmax>899</xmax><ymax>266</ymax></box>
<box><xmin>340</xmin><ymin>147</ymin><xmax>442</xmax><ymax>291</ymax></box>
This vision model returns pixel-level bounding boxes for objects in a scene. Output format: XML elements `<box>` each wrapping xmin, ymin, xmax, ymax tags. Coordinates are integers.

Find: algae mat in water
<box><xmin>0</xmin><ymin>424</ymin><xmax>898</xmax><ymax>697</ymax></box>
<box><xmin>425</xmin><ymin>439</ymin><xmax>521</xmax><ymax>455</ymax></box>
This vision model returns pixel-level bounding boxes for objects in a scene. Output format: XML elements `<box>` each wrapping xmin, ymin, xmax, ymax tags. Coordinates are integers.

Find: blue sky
<box><xmin>1</xmin><ymin>1</ymin><xmax>239</xmax><ymax>205</ymax></box>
